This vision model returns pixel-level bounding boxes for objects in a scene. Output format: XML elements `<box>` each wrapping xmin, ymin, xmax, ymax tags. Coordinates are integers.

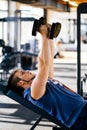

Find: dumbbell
<box><xmin>32</xmin><ymin>17</ymin><xmax>46</xmax><ymax>36</ymax></box>
<box><xmin>32</xmin><ymin>17</ymin><xmax>61</xmax><ymax>39</ymax></box>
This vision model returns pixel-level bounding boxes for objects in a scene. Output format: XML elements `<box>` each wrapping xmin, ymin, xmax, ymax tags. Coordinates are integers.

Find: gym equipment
<box><xmin>80</xmin><ymin>73</ymin><xmax>87</xmax><ymax>99</ymax></box>
<box><xmin>32</xmin><ymin>17</ymin><xmax>61</xmax><ymax>39</ymax></box>
<box><xmin>0</xmin><ymin>82</ymin><xmax>69</xmax><ymax>130</ymax></box>
<box><xmin>0</xmin><ymin>51</ymin><xmax>38</xmax><ymax>73</ymax></box>
<box><xmin>77</xmin><ymin>3</ymin><xmax>87</xmax><ymax>95</ymax></box>
<box><xmin>50</xmin><ymin>22</ymin><xmax>61</xmax><ymax>39</ymax></box>
<box><xmin>0</xmin><ymin>52</ymin><xmax>20</xmax><ymax>72</ymax></box>
<box><xmin>0</xmin><ymin>39</ymin><xmax>5</xmax><ymax>47</ymax></box>
<box><xmin>32</xmin><ymin>17</ymin><xmax>46</xmax><ymax>36</ymax></box>
<box><xmin>21</xmin><ymin>52</ymin><xmax>38</xmax><ymax>70</ymax></box>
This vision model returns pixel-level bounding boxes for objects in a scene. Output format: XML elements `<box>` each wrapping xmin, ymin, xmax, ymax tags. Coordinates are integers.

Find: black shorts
<box><xmin>71</xmin><ymin>104</ymin><xmax>87</xmax><ymax>130</ymax></box>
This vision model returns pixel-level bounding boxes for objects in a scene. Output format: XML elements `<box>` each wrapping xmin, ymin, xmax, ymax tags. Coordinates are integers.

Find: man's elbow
<box><xmin>39</xmin><ymin>56</ymin><xmax>50</xmax><ymax>66</ymax></box>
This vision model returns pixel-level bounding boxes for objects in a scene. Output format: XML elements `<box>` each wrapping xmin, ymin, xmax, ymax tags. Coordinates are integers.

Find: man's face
<box><xmin>15</xmin><ymin>70</ymin><xmax>34</xmax><ymax>82</ymax></box>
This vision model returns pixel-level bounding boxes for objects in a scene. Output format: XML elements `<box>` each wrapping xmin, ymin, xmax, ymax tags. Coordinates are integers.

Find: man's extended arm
<box><xmin>31</xmin><ymin>24</ymin><xmax>52</xmax><ymax>100</ymax></box>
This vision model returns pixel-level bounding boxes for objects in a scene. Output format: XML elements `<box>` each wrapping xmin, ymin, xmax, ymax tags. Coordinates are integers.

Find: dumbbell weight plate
<box><xmin>50</xmin><ymin>22</ymin><xmax>61</xmax><ymax>39</ymax></box>
<box><xmin>32</xmin><ymin>19</ymin><xmax>38</xmax><ymax>36</ymax></box>
<box><xmin>53</xmin><ymin>22</ymin><xmax>61</xmax><ymax>38</ymax></box>
<box><xmin>50</xmin><ymin>23</ymin><xmax>56</xmax><ymax>39</ymax></box>
<box><xmin>37</xmin><ymin>17</ymin><xmax>46</xmax><ymax>33</ymax></box>
<box><xmin>38</xmin><ymin>17</ymin><xmax>46</xmax><ymax>25</ymax></box>
<box><xmin>32</xmin><ymin>17</ymin><xmax>46</xmax><ymax>36</ymax></box>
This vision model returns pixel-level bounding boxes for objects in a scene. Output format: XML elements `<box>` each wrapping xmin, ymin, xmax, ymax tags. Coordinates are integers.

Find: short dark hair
<box><xmin>7</xmin><ymin>69</ymin><xmax>24</xmax><ymax>96</ymax></box>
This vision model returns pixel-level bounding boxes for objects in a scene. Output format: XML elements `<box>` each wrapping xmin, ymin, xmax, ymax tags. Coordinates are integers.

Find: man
<box><xmin>7</xmin><ymin>23</ymin><xmax>87</xmax><ymax>130</ymax></box>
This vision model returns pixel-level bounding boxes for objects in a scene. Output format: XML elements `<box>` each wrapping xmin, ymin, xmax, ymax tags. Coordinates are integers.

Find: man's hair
<box><xmin>7</xmin><ymin>69</ymin><xmax>24</xmax><ymax>96</ymax></box>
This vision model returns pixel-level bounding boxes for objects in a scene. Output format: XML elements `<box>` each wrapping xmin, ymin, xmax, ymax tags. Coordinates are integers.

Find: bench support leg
<box><xmin>30</xmin><ymin>115</ymin><xmax>43</xmax><ymax>130</ymax></box>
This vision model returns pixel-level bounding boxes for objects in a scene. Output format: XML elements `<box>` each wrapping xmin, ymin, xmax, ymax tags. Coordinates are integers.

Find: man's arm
<box><xmin>31</xmin><ymin>24</ymin><xmax>52</xmax><ymax>100</ymax></box>
<box><xmin>48</xmin><ymin>39</ymin><xmax>54</xmax><ymax>79</ymax></box>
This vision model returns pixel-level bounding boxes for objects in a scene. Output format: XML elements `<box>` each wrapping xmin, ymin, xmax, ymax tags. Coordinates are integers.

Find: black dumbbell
<box><xmin>32</xmin><ymin>17</ymin><xmax>46</xmax><ymax>36</ymax></box>
<box><xmin>50</xmin><ymin>22</ymin><xmax>61</xmax><ymax>39</ymax></box>
<box><xmin>32</xmin><ymin>17</ymin><xmax>61</xmax><ymax>39</ymax></box>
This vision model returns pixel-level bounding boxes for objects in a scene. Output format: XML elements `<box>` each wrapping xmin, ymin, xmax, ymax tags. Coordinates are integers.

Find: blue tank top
<box><xmin>23</xmin><ymin>79</ymin><xmax>87</xmax><ymax>128</ymax></box>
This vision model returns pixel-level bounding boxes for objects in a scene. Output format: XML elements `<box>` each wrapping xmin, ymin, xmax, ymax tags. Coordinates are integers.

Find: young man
<box><xmin>8</xmin><ymin>24</ymin><xmax>87</xmax><ymax>130</ymax></box>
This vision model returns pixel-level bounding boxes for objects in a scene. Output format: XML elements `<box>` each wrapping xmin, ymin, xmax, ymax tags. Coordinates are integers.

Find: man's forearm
<box><xmin>38</xmin><ymin>36</ymin><xmax>51</xmax><ymax>73</ymax></box>
<box><xmin>48</xmin><ymin>39</ymin><xmax>54</xmax><ymax>78</ymax></box>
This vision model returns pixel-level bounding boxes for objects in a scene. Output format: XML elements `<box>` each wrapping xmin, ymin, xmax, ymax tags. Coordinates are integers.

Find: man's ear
<box><xmin>17</xmin><ymin>80</ymin><xmax>24</xmax><ymax>86</ymax></box>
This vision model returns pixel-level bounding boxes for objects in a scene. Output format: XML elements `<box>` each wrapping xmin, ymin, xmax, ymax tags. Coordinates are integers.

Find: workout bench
<box><xmin>0</xmin><ymin>82</ymin><xmax>70</xmax><ymax>130</ymax></box>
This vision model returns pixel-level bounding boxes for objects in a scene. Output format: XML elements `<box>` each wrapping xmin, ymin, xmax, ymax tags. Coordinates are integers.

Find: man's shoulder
<box><xmin>23</xmin><ymin>87</ymin><xmax>30</xmax><ymax>98</ymax></box>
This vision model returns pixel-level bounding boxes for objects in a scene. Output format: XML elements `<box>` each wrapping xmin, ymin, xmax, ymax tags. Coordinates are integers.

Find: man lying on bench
<box><xmin>7</xmin><ymin>23</ymin><xmax>87</xmax><ymax>130</ymax></box>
